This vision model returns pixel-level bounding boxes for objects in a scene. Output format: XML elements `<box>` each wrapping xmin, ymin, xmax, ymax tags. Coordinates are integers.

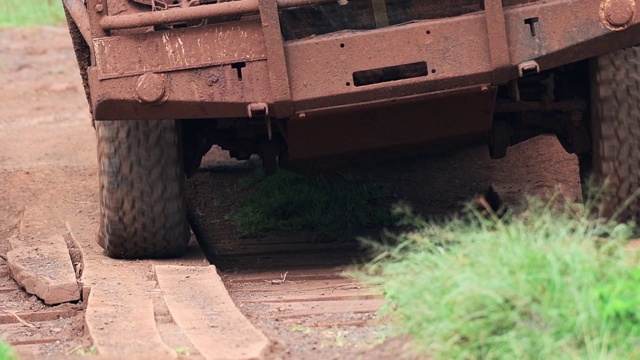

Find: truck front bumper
<box><xmin>79</xmin><ymin>0</ymin><xmax>640</xmax><ymax>120</ymax></box>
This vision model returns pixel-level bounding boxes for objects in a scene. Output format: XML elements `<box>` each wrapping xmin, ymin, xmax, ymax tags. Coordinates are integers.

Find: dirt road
<box><xmin>0</xmin><ymin>26</ymin><xmax>580</xmax><ymax>359</ymax></box>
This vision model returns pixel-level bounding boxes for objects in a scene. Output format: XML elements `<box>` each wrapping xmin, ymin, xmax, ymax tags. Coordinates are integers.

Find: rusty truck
<box><xmin>61</xmin><ymin>0</ymin><xmax>640</xmax><ymax>258</ymax></box>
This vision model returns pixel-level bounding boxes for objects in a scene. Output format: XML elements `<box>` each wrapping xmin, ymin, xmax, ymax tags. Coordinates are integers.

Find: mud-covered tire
<box><xmin>96</xmin><ymin>120</ymin><xmax>190</xmax><ymax>258</ymax></box>
<box><xmin>589</xmin><ymin>46</ymin><xmax>640</xmax><ymax>221</ymax></box>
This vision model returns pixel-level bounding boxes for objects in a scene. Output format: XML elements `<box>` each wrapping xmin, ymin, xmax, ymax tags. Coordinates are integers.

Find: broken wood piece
<box><xmin>6</xmin><ymin>235</ymin><xmax>80</xmax><ymax>305</ymax></box>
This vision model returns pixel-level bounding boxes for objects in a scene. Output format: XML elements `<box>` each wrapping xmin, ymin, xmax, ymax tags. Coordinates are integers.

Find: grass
<box><xmin>73</xmin><ymin>345</ymin><xmax>97</xmax><ymax>356</ymax></box>
<box><xmin>0</xmin><ymin>341</ymin><xmax>18</xmax><ymax>360</ymax></box>
<box><xmin>235</xmin><ymin>170</ymin><xmax>394</xmax><ymax>241</ymax></box>
<box><xmin>356</xmin><ymin>195</ymin><xmax>640</xmax><ymax>359</ymax></box>
<box><xmin>0</xmin><ymin>0</ymin><xmax>66</xmax><ymax>28</ymax></box>
<box><xmin>174</xmin><ymin>346</ymin><xmax>190</xmax><ymax>356</ymax></box>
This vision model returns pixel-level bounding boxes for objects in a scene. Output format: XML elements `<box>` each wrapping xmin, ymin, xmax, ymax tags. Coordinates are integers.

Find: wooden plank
<box><xmin>0</xmin><ymin>309</ymin><xmax>76</xmax><ymax>324</ymax></box>
<box><xmin>84</xmin><ymin>287</ymin><xmax>176</xmax><ymax>359</ymax></box>
<box><xmin>7</xmin><ymin>235</ymin><xmax>80</xmax><ymax>305</ymax></box>
<box><xmin>155</xmin><ymin>265</ymin><xmax>271</xmax><ymax>360</ymax></box>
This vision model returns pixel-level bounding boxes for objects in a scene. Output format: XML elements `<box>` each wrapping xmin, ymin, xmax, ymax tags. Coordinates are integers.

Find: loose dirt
<box><xmin>0</xmin><ymin>26</ymin><xmax>580</xmax><ymax>359</ymax></box>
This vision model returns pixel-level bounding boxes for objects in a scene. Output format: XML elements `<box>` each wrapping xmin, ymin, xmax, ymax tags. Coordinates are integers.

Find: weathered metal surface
<box><xmin>601</xmin><ymin>0</ymin><xmax>636</xmax><ymax>29</ymax></box>
<box><xmin>258</xmin><ymin>0</ymin><xmax>294</xmax><ymax>118</ymax></box>
<box><xmin>136</xmin><ymin>72</ymin><xmax>167</xmax><ymax>103</ymax></box>
<box><xmin>285</xmin><ymin>86</ymin><xmax>495</xmax><ymax>163</ymax></box>
<box><xmin>99</xmin><ymin>0</ymin><xmax>343</xmax><ymax>30</ymax></box>
<box><xmin>81</xmin><ymin>0</ymin><xmax>640</xmax><ymax>162</ymax></box>
<box><xmin>62</xmin><ymin>0</ymin><xmax>93</xmax><ymax>47</ymax></box>
<box><xmin>101</xmin><ymin>0</ymin><xmax>259</xmax><ymax>30</ymax></box>
<box><xmin>284</xmin><ymin>13</ymin><xmax>493</xmax><ymax>112</ymax></box>
<box><xmin>484</xmin><ymin>0</ymin><xmax>511</xmax><ymax>84</ymax></box>
<box><xmin>88</xmin><ymin>61</ymin><xmax>273</xmax><ymax>120</ymax></box>
<box><xmin>93</xmin><ymin>20</ymin><xmax>267</xmax><ymax>79</ymax></box>
<box><xmin>86</xmin><ymin>0</ymin><xmax>107</xmax><ymax>38</ymax></box>
<box><xmin>89</xmin><ymin>0</ymin><xmax>640</xmax><ymax>120</ymax></box>
<box><xmin>279</xmin><ymin>0</ymin><xmax>482</xmax><ymax>40</ymax></box>
<box><xmin>505</xmin><ymin>0</ymin><xmax>640</xmax><ymax>69</ymax></box>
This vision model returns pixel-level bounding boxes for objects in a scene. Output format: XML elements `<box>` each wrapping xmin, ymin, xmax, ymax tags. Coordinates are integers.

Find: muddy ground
<box><xmin>0</xmin><ymin>26</ymin><xmax>580</xmax><ymax>359</ymax></box>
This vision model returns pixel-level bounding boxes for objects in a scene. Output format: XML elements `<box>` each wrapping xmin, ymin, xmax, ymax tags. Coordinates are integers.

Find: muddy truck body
<box><xmin>62</xmin><ymin>0</ymin><xmax>640</xmax><ymax>258</ymax></box>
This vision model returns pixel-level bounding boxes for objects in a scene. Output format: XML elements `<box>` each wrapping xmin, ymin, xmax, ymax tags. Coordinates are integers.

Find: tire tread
<box><xmin>96</xmin><ymin>120</ymin><xmax>189</xmax><ymax>258</ymax></box>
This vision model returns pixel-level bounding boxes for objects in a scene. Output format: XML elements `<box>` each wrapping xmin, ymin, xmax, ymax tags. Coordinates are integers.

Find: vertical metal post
<box><xmin>484</xmin><ymin>0</ymin><xmax>511</xmax><ymax>84</ymax></box>
<box><xmin>86</xmin><ymin>0</ymin><xmax>108</xmax><ymax>37</ymax></box>
<box><xmin>371</xmin><ymin>0</ymin><xmax>389</xmax><ymax>28</ymax></box>
<box><xmin>258</xmin><ymin>0</ymin><xmax>294</xmax><ymax>118</ymax></box>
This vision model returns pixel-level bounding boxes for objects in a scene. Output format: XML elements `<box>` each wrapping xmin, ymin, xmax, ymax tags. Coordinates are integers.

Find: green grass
<box><xmin>357</xmin><ymin>196</ymin><xmax>640</xmax><ymax>359</ymax></box>
<box><xmin>73</xmin><ymin>345</ymin><xmax>97</xmax><ymax>356</ymax></box>
<box><xmin>0</xmin><ymin>341</ymin><xmax>18</xmax><ymax>360</ymax></box>
<box><xmin>0</xmin><ymin>0</ymin><xmax>65</xmax><ymax>28</ymax></box>
<box><xmin>235</xmin><ymin>170</ymin><xmax>394</xmax><ymax>241</ymax></box>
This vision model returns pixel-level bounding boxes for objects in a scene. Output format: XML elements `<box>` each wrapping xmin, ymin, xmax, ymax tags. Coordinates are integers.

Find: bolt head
<box><xmin>136</xmin><ymin>73</ymin><xmax>167</xmax><ymax>104</ymax></box>
<box><xmin>603</xmin><ymin>0</ymin><xmax>635</xmax><ymax>28</ymax></box>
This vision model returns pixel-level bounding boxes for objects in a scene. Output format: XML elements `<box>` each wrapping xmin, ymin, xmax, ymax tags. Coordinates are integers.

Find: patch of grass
<box><xmin>321</xmin><ymin>327</ymin><xmax>348</xmax><ymax>348</ymax></box>
<box><xmin>174</xmin><ymin>346</ymin><xmax>190</xmax><ymax>356</ymax></box>
<box><xmin>73</xmin><ymin>345</ymin><xmax>97</xmax><ymax>356</ymax></box>
<box><xmin>236</xmin><ymin>170</ymin><xmax>394</xmax><ymax>241</ymax></box>
<box><xmin>357</xmin><ymin>196</ymin><xmax>640</xmax><ymax>359</ymax></box>
<box><xmin>0</xmin><ymin>0</ymin><xmax>66</xmax><ymax>28</ymax></box>
<box><xmin>290</xmin><ymin>324</ymin><xmax>314</xmax><ymax>334</ymax></box>
<box><xmin>0</xmin><ymin>341</ymin><xmax>18</xmax><ymax>360</ymax></box>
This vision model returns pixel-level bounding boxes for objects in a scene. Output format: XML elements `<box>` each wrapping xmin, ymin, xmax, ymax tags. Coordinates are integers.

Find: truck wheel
<box><xmin>96</xmin><ymin>120</ymin><xmax>190</xmax><ymax>258</ymax></box>
<box><xmin>588</xmin><ymin>45</ymin><xmax>640</xmax><ymax>221</ymax></box>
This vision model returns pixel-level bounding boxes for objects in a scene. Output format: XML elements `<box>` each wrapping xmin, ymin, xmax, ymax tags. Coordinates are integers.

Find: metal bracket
<box><xmin>248</xmin><ymin>103</ymin><xmax>272</xmax><ymax>139</ymax></box>
<box><xmin>258</xmin><ymin>0</ymin><xmax>295</xmax><ymax>118</ymax></box>
<box><xmin>517</xmin><ymin>60</ymin><xmax>540</xmax><ymax>77</ymax></box>
<box><xmin>248</xmin><ymin>102</ymin><xmax>269</xmax><ymax>118</ymax></box>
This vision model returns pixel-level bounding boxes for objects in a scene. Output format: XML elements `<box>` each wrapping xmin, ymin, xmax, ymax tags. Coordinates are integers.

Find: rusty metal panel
<box><xmin>93</xmin><ymin>20</ymin><xmax>267</xmax><ymax>79</ymax></box>
<box><xmin>86</xmin><ymin>0</ymin><xmax>640</xmax><ymax>120</ymax></box>
<box><xmin>89</xmin><ymin>61</ymin><xmax>272</xmax><ymax>120</ymax></box>
<box><xmin>284</xmin><ymin>13</ymin><xmax>493</xmax><ymax>112</ymax></box>
<box><xmin>504</xmin><ymin>0</ymin><xmax>639</xmax><ymax>67</ymax></box>
<box><xmin>286</xmin><ymin>87</ymin><xmax>495</xmax><ymax>163</ymax></box>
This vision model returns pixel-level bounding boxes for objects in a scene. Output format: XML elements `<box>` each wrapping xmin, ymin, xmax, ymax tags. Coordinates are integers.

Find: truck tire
<box><xmin>96</xmin><ymin>119</ymin><xmax>190</xmax><ymax>258</ymax></box>
<box><xmin>589</xmin><ymin>45</ymin><xmax>640</xmax><ymax>221</ymax></box>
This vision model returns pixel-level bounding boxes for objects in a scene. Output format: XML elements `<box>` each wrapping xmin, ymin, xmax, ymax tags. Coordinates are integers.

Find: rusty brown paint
<box><xmin>136</xmin><ymin>72</ymin><xmax>167</xmax><ymax>104</ymax></box>
<box><xmin>99</xmin><ymin>0</ymin><xmax>342</xmax><ymax>30</ymax></box>
<box><xmin>88</xmin><ymin>62</ymin><xmax>274</xmax><ymax>120</ymax></box>
<box><xmin>72</xmin><ymin>0</ymin><xmax>640</xmax><ymax>161</ymax></box>
<box><xmin>286</xmin><ymin>88</ymin><xmax>496</xmax><ymax>164</ymax></box>
<box><xmin>101</xmin><ymin>0</ymin><xmax>260</xmax><ymax>30</ymax></box>
<box><xmin>62</xmin><ymin>0</ymin><xmax>93</xmax><ymax>48</ymax></box>
<box><xmin>93</xmin><ymin>20</ymin><xmax>267</xmax><ymax>80</ymax></box>
<box><xmin>601</xmin><ymin>0</ymin><xmax>636</xmax><ymax>29</ymax></box>
<box><xmin>258</xmin><ymin>0</ymin><xmax>294</xmax><ymax>118</ymax></box>
<box><xmin>484</xmin><ymin>0</ymin><xmax>511</xmax><ymax>84</ymax></box>
<box><xmin>88</xmin><ymin>0</ymin><xmax>640</xmax><ymax>121</ymax></box>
